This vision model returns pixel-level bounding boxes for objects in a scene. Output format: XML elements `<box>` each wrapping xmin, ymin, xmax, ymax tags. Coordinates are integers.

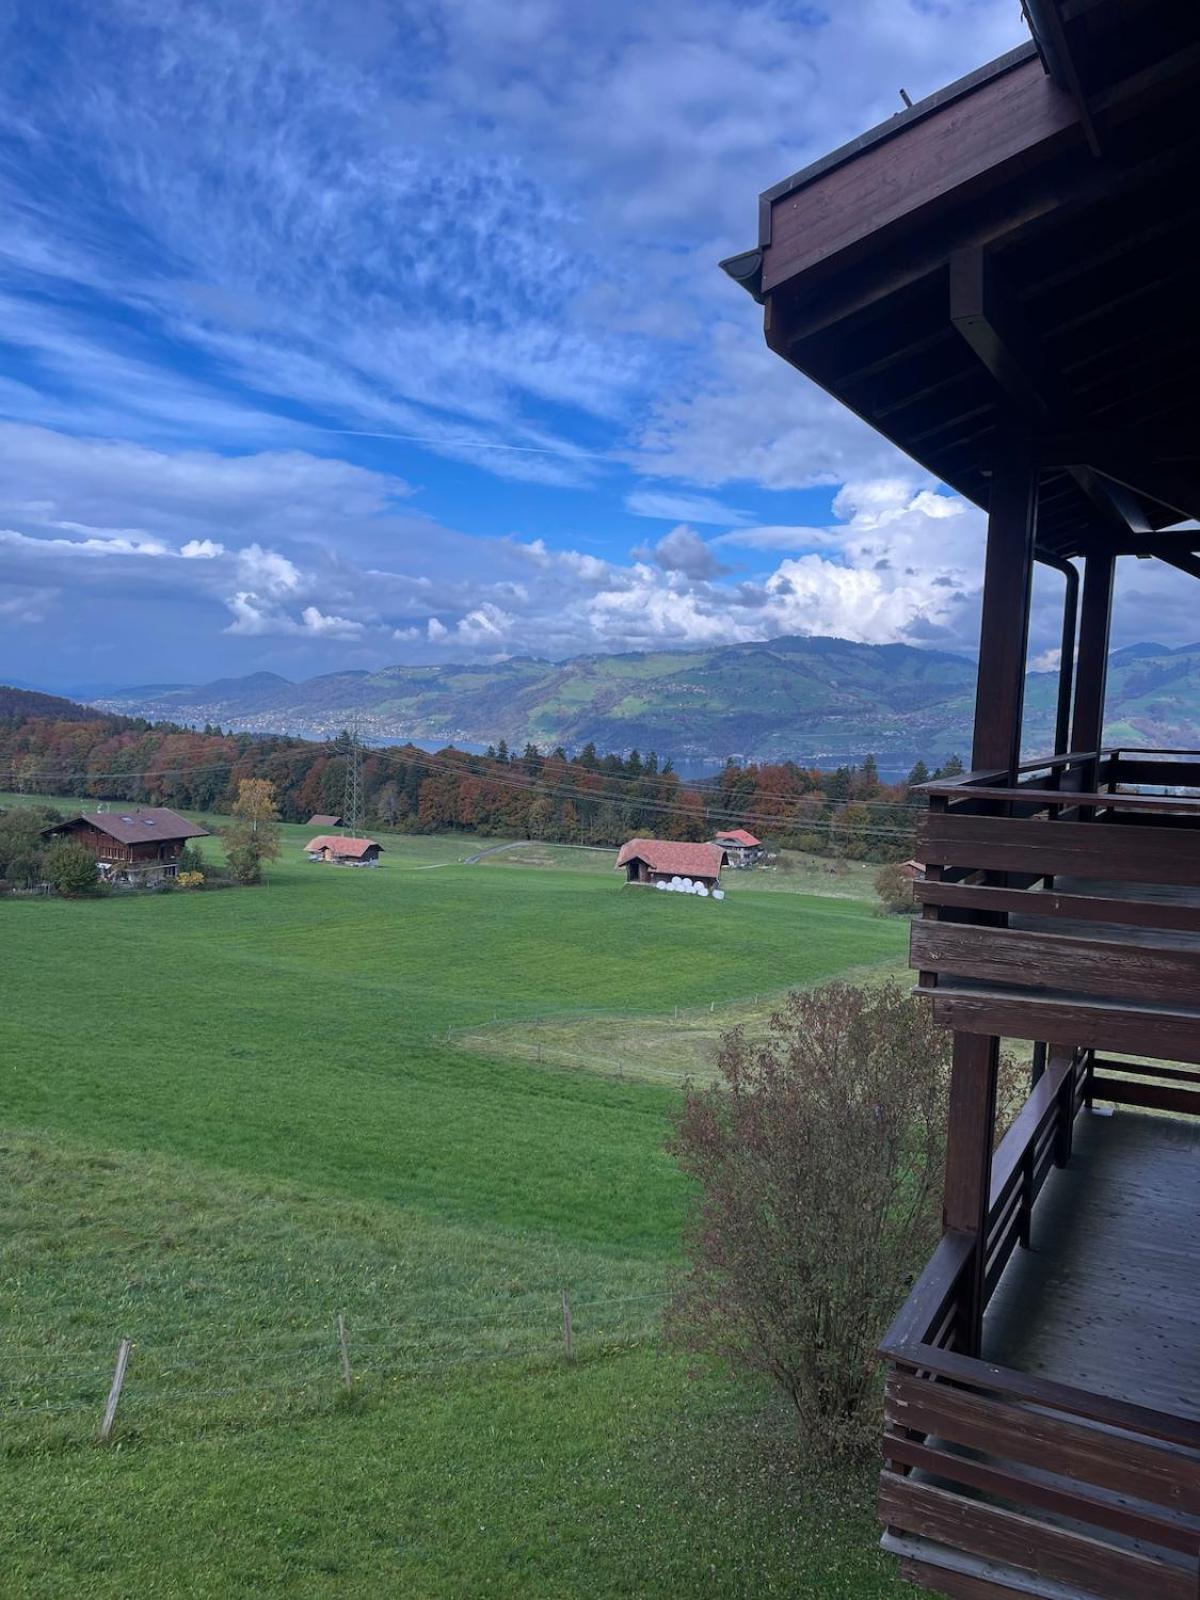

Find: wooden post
<box><xmin>561</xmin><ymin>1290</ymin><xmax>574</xmax><ymax>1363</ymax></box>
<box><xmin>942</xmin><ymin>1035</ymin><xmax>1000</xmax><ymax>1357</ymax></box>
<box><xmin>337</xmin><ymin>1312</ymin><xmax>353</xmax><ymax>1393</ymax></box>
<box><xmin>98</xmin><ymin>1337</ymin><xmax>132</xmax><ymax>1442</ymax></box>
<box><xmin>971</xmin><ymin>451</ymin><xmax>1038</xmax><ymax>778</ymax></box>
<box><xmin>1070</xmin><ymin>550</ymin><xmax>1115</xmax><ymax>769</ymax></box>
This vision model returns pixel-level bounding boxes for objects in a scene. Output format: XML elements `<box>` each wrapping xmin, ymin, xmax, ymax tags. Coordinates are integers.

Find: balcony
<box><xmin>879</xmin><ymin>1050</ymin><xmax>1200</xmax><ymax>1600</ymax></box>
<box><xmin>879</xmin><ymin>746</ymin><xmax>1200</xmax><ymax>1598</ymax></box>
<box><xmin>911</xmin><ymin>748</ymin><xmax>1200</xmax><ymax>1063</ymax></box>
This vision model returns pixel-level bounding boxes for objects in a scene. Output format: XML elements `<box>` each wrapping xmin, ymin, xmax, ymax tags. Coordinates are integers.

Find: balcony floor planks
<box><xmin>983</xmin><ymin>1109</ymin><xmax>1200</xmax><ymax>1426</ymax></box>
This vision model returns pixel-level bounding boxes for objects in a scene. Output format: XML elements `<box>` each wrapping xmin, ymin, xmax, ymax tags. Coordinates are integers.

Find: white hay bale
<box><xmin>712</xmin><ymin>888</ymin><xmax>725</xmax><ymax>901</ymax></box>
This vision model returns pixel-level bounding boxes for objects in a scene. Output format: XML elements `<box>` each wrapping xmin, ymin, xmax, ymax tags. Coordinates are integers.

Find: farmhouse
<box><xmin>712</xmin><ymin>828</ymin><xmax>763</xmax><ymax>868</ymax></box>
<box><xmin>615</xmin><ymin>838</ymin><xmax>725</xmax><ymax>890</ymax></box>
<box><xmin>305</xmin><ymin>812</ymin><xmax>342</xmax><ymax>828</ymax></box>
<box><xmin>304</xmin><ymin>834</ymin><xmax>383</xmax><ymax>866</ymax></box>
<box><xmin>43</xmin><ymin>807</ymin><xmax>209</xmax><ymax>882</ymax></box>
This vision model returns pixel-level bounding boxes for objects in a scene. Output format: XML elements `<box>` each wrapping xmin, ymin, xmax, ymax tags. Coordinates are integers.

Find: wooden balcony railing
<box><xmin>910</xmin><ymin>747</ymin><xmax>1200</xmax><ymax>1058</ymax></box>
<box><xmin>879</xmin><ymin>1047</ymin><xmax>1200</xmax><ymax>1599</ymax></box>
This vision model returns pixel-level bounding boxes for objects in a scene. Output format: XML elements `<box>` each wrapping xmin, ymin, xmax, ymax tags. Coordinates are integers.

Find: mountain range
<box><xmin>83</xmin><ymin>635</ymin><xmax>1200</xmax><ymax>769</ymax></box>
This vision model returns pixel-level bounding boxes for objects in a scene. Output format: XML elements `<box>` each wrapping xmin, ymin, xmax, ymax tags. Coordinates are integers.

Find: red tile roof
<box><xmin>615</xmin><ymin>839</ymin><xmax>725</xmax><ymax>878</ymax></box>
<box><xmin>714</xmin><ymin>828</ymin><xmax>761</xmax><ymax>847</ymax></box>
<box><xmin>304</xmin><ymin>835</ymin><xmax>383</xmax><ymax>858</ymax></box>
<box><xmin>48</xmin><ymin>807</ymin><xmax>209</xmax><ymax>845</ymax></box>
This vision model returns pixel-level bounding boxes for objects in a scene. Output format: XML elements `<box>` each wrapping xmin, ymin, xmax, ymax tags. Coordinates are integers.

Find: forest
<box><xmin>0</xmin><ymin>692</ymin><xmax>956</xmax><ymax>862</ymax></box>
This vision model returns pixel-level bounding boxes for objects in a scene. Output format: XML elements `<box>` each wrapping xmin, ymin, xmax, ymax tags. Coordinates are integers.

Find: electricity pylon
<box><xmin>342</xmin><ymin>719</ymin><xmax>363</xmax><ymax>835</ymax></box>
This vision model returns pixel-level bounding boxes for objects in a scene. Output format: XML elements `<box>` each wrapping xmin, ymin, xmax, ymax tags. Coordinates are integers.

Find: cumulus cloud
<box><xmin>635</xmin><ymin>523</ymin><xmax>731</xmax><ymax>580</ymax></box>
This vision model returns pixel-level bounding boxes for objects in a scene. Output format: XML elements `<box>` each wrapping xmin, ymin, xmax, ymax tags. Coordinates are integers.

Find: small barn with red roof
<box><xmin>712</xmin><ymin>827</ymin><xmax>764</xmax><ymax>868</ymax></box>
<box><xmin>304</xmin><ymin>834</ymin><xmax>383</xmax><ymax>867</ymax></box>
<box><xmin>615</xmin><ymin>838</ymin><xmax>726</xmax><ymax>889</ymax></box>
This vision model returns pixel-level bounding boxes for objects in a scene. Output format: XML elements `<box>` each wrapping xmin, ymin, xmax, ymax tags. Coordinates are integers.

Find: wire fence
<box><xmin>1</xmin><ymin>1291</ymin><xmax>666</xmax><ymax>1436</ymax></box>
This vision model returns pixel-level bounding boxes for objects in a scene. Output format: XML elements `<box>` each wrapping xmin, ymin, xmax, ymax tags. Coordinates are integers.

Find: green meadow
<box><xmin>1</xmin><ymin>809</ymin><xmax>907</xmax><ymax>1598</ymax></box>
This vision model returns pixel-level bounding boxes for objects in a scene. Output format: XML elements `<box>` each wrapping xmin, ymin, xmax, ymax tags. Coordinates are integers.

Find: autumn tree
<box><xmin>223</xmin><ymin>778</ymin><xmax>281</xmax><ymax>884</ymax></box>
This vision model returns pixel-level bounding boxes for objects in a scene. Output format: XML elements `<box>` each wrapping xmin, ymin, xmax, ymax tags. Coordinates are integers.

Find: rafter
<box><xmin>949</xmin><ymin>246</ymin><xmax>1145</xmax><ymax>538</ymax></box>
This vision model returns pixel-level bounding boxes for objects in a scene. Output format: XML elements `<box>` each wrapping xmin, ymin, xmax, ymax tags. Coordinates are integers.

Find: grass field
<box><xmin>1</xmin><ymin>803</ymin><xmax>908</xmax><ymax>1597</ymax></box>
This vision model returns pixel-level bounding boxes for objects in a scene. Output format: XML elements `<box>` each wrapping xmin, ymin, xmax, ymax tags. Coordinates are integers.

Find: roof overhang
<box><xmin>722</xmin><ymin>0</ymin><xmax>1200</xmax><ymax>562</ymax></box>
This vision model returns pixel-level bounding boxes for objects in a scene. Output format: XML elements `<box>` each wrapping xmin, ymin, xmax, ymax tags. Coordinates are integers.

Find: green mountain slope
<box><xmin>87</xmin><ymin>635</ymin><xmax>1200</xmax><ymax>767</ymax></box>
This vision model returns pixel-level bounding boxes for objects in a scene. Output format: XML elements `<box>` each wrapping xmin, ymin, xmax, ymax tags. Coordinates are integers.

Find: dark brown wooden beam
<box><xmin>949</xmin><ymin>247</ymin><xmax>1143</xmax><ymax>539</ymax></box>
<box><xmin>972</xmin><ymin>450</ymin><xmax>1037</xmax><ymax>776</ymax></box>
<box><xmin>1039</xmin><ymin>427</ymin><xmax>1200</xmax><ymax>466</ymax></box>
<box><xmin>942</xmin><ymin>1033</ymin><xmax>1000</xmax><ymax>1357</ymax></box>
<box><xmin>1094</xmin><ymin>462</ymin><xmax>1200</xmax><ymax>525</ymax></box>
<box><xmin>1071</xmin><ymin>551</ymin><xmax>1114</xmax><ymax>755</ymax></box>
<box><xmin>1154</xmin><ymin>550</ymin><xmax>1200</xmax><ymax>583</ymax></box>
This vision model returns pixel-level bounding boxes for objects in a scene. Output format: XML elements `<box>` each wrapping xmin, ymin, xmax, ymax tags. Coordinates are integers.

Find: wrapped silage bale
<box><xmin>655</xmin><ymin>879</ymin><xmax>667</xmax><ymax>890</ymax></box>
<box><xmin>712</xmin><ymin>888</ymin><xmax>725</xmax><ymax>901</ymax></box>
<box><xmin>670</xmin><ymin>876</ymin><xmax>683</xmax><ymax>889</ymax></box>
<box><xmin>680</xmin><ymin>877</ymin><xmax>693</xmax><ymax>891</ymax></box>
<box><xmin>696</xmin><ymin>882</ymin><xmax>709</xmax><ymax>897</ymax></box>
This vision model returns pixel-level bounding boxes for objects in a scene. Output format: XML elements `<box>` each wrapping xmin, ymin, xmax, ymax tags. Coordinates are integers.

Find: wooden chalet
<box><xmin>44</xmin><ymin>807</ymin><xmax>209</xmax><ymax>882</ymax></box>
<box><xmin>712</xmin><ymin>828</ymin><xmax>763</xmax><ymax>868</ymax></box>
<box><xmin>615</xmin><ymin>839</ymin><xmax>725</xmax><ymax>889</ymax></box>
<box><xmin>723</xmin><ymin>3</ymin><xmax>1200</xmax><ymax>1596</ymax></box>
<box><xmin>304</xmin><ymin>834</ymin><xmax>383</xmax><ymax>866</ymax></box>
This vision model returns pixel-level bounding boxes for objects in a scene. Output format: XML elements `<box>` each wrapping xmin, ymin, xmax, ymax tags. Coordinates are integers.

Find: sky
<box><xmin>0</xmin><ymin>0</ymin><xmax>1193</xmax><ymax>692</ymax></box>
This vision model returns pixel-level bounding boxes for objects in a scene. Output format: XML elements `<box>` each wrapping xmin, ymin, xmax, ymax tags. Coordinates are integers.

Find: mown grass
<box><xmin>0</xmin><ymin>806</ymin><xmax>908</xmax><ymax>1597</ymax></box>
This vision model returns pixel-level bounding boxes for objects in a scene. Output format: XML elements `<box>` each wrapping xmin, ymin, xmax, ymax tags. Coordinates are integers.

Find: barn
<box><xmin>304</xmin><ymin>834</ymin><xmax>383</xmax><ymax>866</ymax></box>
<box><xmin>712</xmin><ymin>828</ymin><xmax>763</xmax><ymax>868</ymax></box>
<box><xmin>615</xmin><ymin>838</ymin><xmax>725</xmax><ymax>890</ymax></box>
<box><xmin>43</xmin><ymin>807</ymin><xmax>209</xmax><ymax>883</ymax></box>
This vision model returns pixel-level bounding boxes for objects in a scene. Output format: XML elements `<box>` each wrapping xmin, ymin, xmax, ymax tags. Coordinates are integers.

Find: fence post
<box><xmin>561</xmin><ymin>1290</ymin><xmax>574</xmax><ymax>1363</ymax></box>
<box><xmin>337</xmin><ymin>1312</ymin><xmax>353</xmax><ymax>1393</ymax></box>
<box><xmin>98</xmin><ymin>1337</ymin><xmax>132</xmax><ymax>1442</ymax></box>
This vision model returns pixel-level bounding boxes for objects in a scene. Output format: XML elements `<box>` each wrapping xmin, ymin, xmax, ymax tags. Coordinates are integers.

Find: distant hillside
<box><xmin>0</xmin><ymin>685</ymin><xmax>111</xmax><ymax>724</ymax></box>
<box><xmin>83</xmin><ymin>634</ymin><xmax>1200</xmax><ymax>767</ymax></box>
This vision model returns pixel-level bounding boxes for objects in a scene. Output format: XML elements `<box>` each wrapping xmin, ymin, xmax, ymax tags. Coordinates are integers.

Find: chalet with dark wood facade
<box><xmin>44</xmin><ymin>808</ymin><xmax>209</xmax><ymax>882</ymax></box>
<box><xmin>725</xmin><ymin>3</ymin><xmax>1200</xmax><ymax>1596</ymax></box>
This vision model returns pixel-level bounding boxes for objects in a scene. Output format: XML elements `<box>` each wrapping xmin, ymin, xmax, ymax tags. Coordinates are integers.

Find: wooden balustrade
<box><xmin>878</xmin><ymin>1041</ymin><xmax>1200</xmax><ymax>1599</ymax></box>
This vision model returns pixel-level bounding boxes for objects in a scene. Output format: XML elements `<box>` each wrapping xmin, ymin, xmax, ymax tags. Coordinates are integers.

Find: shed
<box><xmin>615</xmin><ymin>838</ymin><xmax>725</xmax><ymax>889</ymax></box>
<box><xmin>304</xmin><ymin>834</ymin><xmax>383</xmax><ymax>866</ymax></box>
<box><xmin>306</xmin><ymin>813</ymin><xmax>343</xmax><ymax>828</ymax></box>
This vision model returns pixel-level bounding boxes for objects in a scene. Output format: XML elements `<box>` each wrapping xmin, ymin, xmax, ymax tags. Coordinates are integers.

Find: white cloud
<box><xmin>181</xmin><ymin>538</ymin><xmax>224</xmax><ymax>559</ymax></box>
<box><xmin>300</xmin><ymin>605</ymin><xmax>364</xmax><ymax>638</ymax></box>
<box><xmin>624</xmin><ymin>489</ymin><xmax>750</xmax><ymax>526</ymax></box>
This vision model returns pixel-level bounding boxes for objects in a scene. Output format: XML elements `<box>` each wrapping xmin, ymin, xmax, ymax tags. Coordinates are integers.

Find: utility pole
<box><xmin>342</xmin><ymin>719</ymin><xmax>363</xmax><ymax>835</ymax></box>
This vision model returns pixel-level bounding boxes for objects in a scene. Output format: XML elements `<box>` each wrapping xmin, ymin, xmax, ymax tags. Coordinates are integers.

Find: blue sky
<box><xmin>0</xmin><ymin>0</ymin><xmax>1189</xmax><ymax>690</ymax></box>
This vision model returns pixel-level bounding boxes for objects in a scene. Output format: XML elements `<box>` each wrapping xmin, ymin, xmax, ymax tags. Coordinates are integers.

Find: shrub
<box><xmin>44</xmin><ymin>840</ymin><xmax>100</xmax><ymax>897</ymax></box>
<box><xmin>178</xmin><ymin>843</ymin><xmax>206</xmax><ymax>874</ymax></box>
<box><xmin>176</xmin><ymin>871</ymin><xmax>205</xmax><ymax>889</ymax></box>
<box><xmin>874</xmin><ymin>860</ymin><xmax>916</xmax><ymax>914</ymax></box>
<box><xmin>667</xmin><ymin>982</ymin><xmax>1000</xmax><ymax>1460</ymax></box>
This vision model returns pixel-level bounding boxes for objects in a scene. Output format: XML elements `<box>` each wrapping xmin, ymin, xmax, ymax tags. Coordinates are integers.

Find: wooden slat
<box><xmin>877</xmin><ymin>1473</ymin><xmax>1194</xmax><ymax>1600</ymax></box>
<box><xmin>912</xmin><ymin>921</ymin><xmax>1200</xmax><ymax>1007</ymax></box>
<box><xmin>1092</xmin><ymin>1076</ymin><xmax>1200</xmax><ymax>1116</ymax></box>
<box><xmin>920</xmin><ymin>812</ymin><xmax>1200</xmax><ymax>884</ymax></box>
<box><xmin>1092</xmin><ymin>1056</ymin><xmax>1200</xmax><ymax>1085</ymax></box>
<box><xmin>882</xmin><ymin>1341</ymin><xmax>1200</xmax><ymax>1451</ymax></box>
<box><xmin>884</xmin><ymin>1436</ymin><xmax>1200</xmax><ymax>1557</ymax></box>
<box><xmin>931</xmin><ymin>988</ymin><xmax>1200</xmax><ymax>1062</ymax></box>
<box><xmin>918</xmin><ymin>879</ymin><xmax>1200</xmax><ymax>934</ymax></box>
<box><xmin>886</xmin><ymin>1371</ymin><xmax>1200</xmax><ymax>1518</ymax></box>
<box><xmin>896</xmin><ymin>1556</ymin><xmax>1047</xmax><ymax>1600</ymax></box>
